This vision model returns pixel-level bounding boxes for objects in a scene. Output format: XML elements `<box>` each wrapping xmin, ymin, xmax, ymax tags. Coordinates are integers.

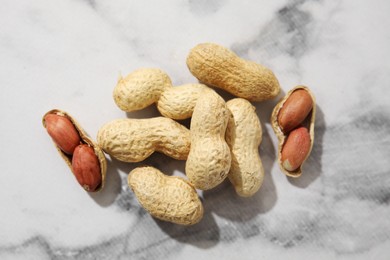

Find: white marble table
<box><xmin>1</xmin><ymin>0</ymin><xmax>390</xmax><ymax>259</ymax></box>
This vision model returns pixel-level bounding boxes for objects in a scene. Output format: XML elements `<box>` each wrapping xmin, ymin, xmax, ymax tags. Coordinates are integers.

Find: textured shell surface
<box><xmin>42</xmin><ymin>109</ymin><xmax>107</xmax><ymax>192</ymax></box>
<box><xmin>157</xmin><ymin>83</ymin><xmax>209</xmax><ymax>120</ymax></box>
<box><xmin>185</xmin><ymin>90</ymin><xmax>231</xmax><ymax>190</ymax></box>
<box><xmin>225</xmin><ymin>98</ymin><xmax>264</xmax><ymax>197</ymax></box>
<box><xmin>97</xmin><ymin>117</ymin><xmax>190</xmax><ymax>162</ymax></box>
<box><xmin>128</xmin><ymin>166</ymin><xmax>204</xmax><ymax>225</ymax></box>
<box><xmin>113</xmin><ymin>68</ymin><xmax>172</xmax><ymax>112</ymax></box>
<box><xmin>186</xmin><ymin>43</ymin><xmax>280</xmax><ymax>101</ymax></box>
<box><xmin>271</xmin><ymin>86</ymin><xmax>316</xmax><ymax>177</ymax></box>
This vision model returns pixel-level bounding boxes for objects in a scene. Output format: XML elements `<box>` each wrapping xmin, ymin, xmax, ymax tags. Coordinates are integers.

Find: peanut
<box><xmin>185</xmin><ymin>90</ymin><xmax>231</xmax><ymax>190</ymax></box>
<box><xmin>278</xmin><ymin>89</ymin><xmax>313</xmax><ymax>133</ymax></box>
<box><xmin>128</xmin><ymin>166</ymin><xmax>204</xmax><ymax>225</ymax></box>
<box><xmin>97</xmin><ymin>117</ymin><xmax>190</xmax><ymax>162</ymax></box>
<box><xmin>186</xmin><ymin>43</ymin><xmax>280</xmax><ymax>101</ymax></box>
<box><xmin>157</xmin><ymin>83</ymin><xmax>209</xmax><ymax>120</ymax></box>
<box><xmin>281</xmin><ymin>127</ymin><xmax>311</xmax><ymax>172</ymax></box>
<box><xmin>43</xmin><ymin>109</ymin><xmax>107</xmax><ymax>192</ymax></box>
<box><xmin>113</xmin><ymin>68</ymin><xmax>208</xmax><ymax>120</ymax></box>
<box><xmin>271</xmin><ymin>86</ymin><xmax>316</xmax><ymax>177</ymax></box>
<box><xmin>72</xmin><ymin>144</ymin><xmax>102</xmax><ymax>192</ymax></box>
<box><xmin>44</xmin><ymin>113</ymin><xmax>80</xmax><ymax>154</ymax></box>
<box><xmin>114</xmin><ymin>68</ymin><xmax>172</xmax><ymax>112</ymax></box>
<box><xmin>225</xmin><ymin>98</ymin><xmax>264</xmax><ymax>197</ymax></box>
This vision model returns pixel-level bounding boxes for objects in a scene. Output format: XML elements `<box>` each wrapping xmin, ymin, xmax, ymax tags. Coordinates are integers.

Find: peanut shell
<box><xmin>157</xmin><ymin>83</ymin><xmax>209</xmax><ymax>120</ymax></box>
<box><xmin>185</xmin><ymin>89</ymin><xmax>231</xmax><ymax>190</ymax></box>
<box><xmin>97</xmin><ymin>117</ymin><xmax>191</xmax><ymax>162</ymax></box>
<box><xmin>128</xmin><ymin>166</ymin><xmax>204</xmax><ymax>225</ymax></box>
<box><xmin>226</xmin><ymin>98</ymin><xmax>264</xmax><ymax>197</ymax></box>
<box><xmin>186</xmin><ymin>43</ymin><xmax>280</xmax><ymax>101</ymax></box>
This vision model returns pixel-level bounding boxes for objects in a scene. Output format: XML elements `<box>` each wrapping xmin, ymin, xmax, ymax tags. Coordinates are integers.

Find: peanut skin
<box><xmin>44</xmin><ymin>113</ymin><xmax>80</xmax><ymax>154</ymax></box>
<box><xmin>225</xmin><ymin>98</ymin><xmax>264</xmax><ymax>197</ymax></box>
<box><xmin>277</xmin><ymin>89</ymin><xmax>313</xmax><ymax>133</ymax></box>
<box><xmin>185</xmin><ymin>90</ymin><xmax>231</xmax><ymax>190</ymax></box>
<box><xmin>128</xmin><ymin>166</ymin><xmax>204</xmax><ymax>225</ymax></box>
<box><xmin>97</xmin><ymin>117</ymin><xmax>190</xmax><ymax>162</ymax></box>
<box><xmin>186</xmin><ymin>43</ymin><xmax>280</xmax><ymax>101</ymax></box>
<box><xmin>72</xmin><ymin>144</ymin><xmax>102</xmax><ymax>192</ymax></box>
<box><xmin>281</xmin><ymin>126</ymin><xmax>311</xmax><ymax>172</ymax></box>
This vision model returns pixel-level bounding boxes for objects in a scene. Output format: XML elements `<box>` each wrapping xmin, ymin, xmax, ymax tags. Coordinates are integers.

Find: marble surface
<box><xmin>1</xmin><ymin>0</ymin><xmax>390</xmax><ymax>259</ymax></box>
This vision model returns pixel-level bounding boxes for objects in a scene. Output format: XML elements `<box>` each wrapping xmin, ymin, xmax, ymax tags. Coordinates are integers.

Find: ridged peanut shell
<box><xmin>271</xmin><ymin>86</ymin><xmax>316</xmax><ymax>177</ymax></box>
<box><xmin>113</xmin><ymin>68</ymin><xmax>172</xmax><ymax>112</ymax></box>
<box><xmin>186</xmin><ymin>43</ymin><xmax>280</xmax><ymax>101</ymax></box>
<box><xmin>97</xmin><ymin>117</ymin><xmax>190</xmax><ymax>162</ymax></box>
<box><xmin>226</xmin><ymin>98</ymin><xmax>264</xmax><ymax>197</ymax></box>
<box><xmin>157</xmin><ymin>84</ymin><xmax>209</xmax><ymax>120</ymax></box>
<box><xmin>185</xmin><ymin>90</ymin><xmax>231</xmax><ymax>190</ymax></box>
<box><xmin>42</xmin><ymin>109</ymin><xmax>107</xmax><ymax>192</ymax></box>
<box><xmin>128</xmin><ymin>166</ymin><xmax>204</xmax><ymax>225</ymax></box>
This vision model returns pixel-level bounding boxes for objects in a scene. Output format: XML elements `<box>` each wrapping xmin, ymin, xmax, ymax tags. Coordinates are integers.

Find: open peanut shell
<box><xmin>271</xmin><ymin>86</ymin><xmax>316</xmax><ymax>177</ymax></box>
<box><xmin>42</xmin><ymin>109</ymin><xmax>107</xmax><ymax>192</ymax></box>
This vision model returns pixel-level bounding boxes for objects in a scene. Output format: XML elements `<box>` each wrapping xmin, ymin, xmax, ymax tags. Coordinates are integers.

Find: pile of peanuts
<box><xmin>43</xmin><ymin>43</ymin><xmax>316</xmax><ymax>225</ymax></box>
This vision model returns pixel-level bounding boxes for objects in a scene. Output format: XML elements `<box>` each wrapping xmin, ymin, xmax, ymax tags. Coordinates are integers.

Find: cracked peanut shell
<box><xmin>271</xmin><ymin>86</ymin><xmax>316</xmax><ymax>177</ymax></box>
<box><xmin>42</xmin><ymin>109</ymin><xmax>107</xmax><ymax>192</ymax></box>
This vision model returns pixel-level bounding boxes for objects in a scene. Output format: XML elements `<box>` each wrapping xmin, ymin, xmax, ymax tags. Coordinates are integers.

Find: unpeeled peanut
<box><xmin>114</xmin><ymin>68</ymin><xmax>172</xmax><ymax>112</ymax></box>
<box><xmin>113</xmin><ymin>68</ymin><xmax>208</xmax><ymax>120</ymax></box>
<box><xmin>281</xmin><ymin>127</ymin><xmax>311</xmax><ymax>172</ymax></box>
<box><xmin>72</xmin><ymin>144</ymin><xmax>102</xmax><ymax>192</ymax></box>
<box><xmin>157</xmin><ymin>83</ymin><xmax>209</xmax><ymax>120</ymax></box>
<box><xmin>97</xmin><ymin>117</ymin><xmax>190</xmax><ymax>162</ymax></box>
<box><xmin>128</xmin><ymin>166</ymin><xmax>204</xmax><ymax>225</ymax></box>
<box><xmin>44</xmin><ymin>113</ymin><xmax>80</xmax><ymax>154</ymax></box>
<box><xmin>278</xmin><ymin>89</ymin><xmax>313</xmax><ymax>133</ymax></box>
<box><xmin>186</xmin><ymin>43</ymin><xmax>280</xmax><ymax>101</ymax></box>
<box><xmin>185</xmin><ymin>90</ymin><xmax>231</xmax><ymax>190</ymax></box>
<box><xmin>225</xmin><ymin>98</ymin><xmax>264</xmax><ymax>197</ymax></box>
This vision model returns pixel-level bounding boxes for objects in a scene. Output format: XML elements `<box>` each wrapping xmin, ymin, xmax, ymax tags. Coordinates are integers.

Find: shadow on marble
<box><xmin>287</xmin><ymin>105</ymin><xmax>325</xmax><ymax>188</ymax></box>
<box><xmin>141</xmin><ymin>152</ymin><xmax>187</xmax><ymax>177</ymax></box>
<box><xmin>125</xmin><ymin>104</ymin><xmax>161</xmax><ymax>119</ymax></box>
<box><xmin>202</xmin><ymin>173</ymin><xmax>276</xmax><ymax>223</ymax></box>
<box><xmin>155</xmin><ymin>207</ymin><xmax>220</xmax><ymax>249</ymax></box>
<box><xmin>88</xmin><ymin>158</ymin><xmax>131</xmax><ymax>207</ymax></box>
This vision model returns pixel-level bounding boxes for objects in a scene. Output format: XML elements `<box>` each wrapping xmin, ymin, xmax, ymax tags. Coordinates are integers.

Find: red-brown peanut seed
<box><xmin>72</xmin><ymin>144</ymin><xmax>102</xmax><ymax>192</ymax></box>
<box><xmin>281</xmin><ymin>126</ymin><xmax>311</xmax><ymax>172</ymax></box>
<box><xmin>44</xmin><ymin>114</ymin><xmax>81</xmax><ymax>154</ymax></box>
<box><xmin>277</xmin><ymin>89</ymin><xmax>313</xmax><ymax>133</ymax></box>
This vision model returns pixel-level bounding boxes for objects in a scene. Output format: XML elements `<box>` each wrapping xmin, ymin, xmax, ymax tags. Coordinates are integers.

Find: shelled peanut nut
<box><xmin>72</xmin><ymin>144</ymin><xmax>102</xmax><ymax>192</ymax></box>
<box><xmin>44</xmin><ymin>113</ymin><xmax>80</xmax><ymax>155</ymax></box>
<box><xmin>281</xmin><ymin>126</ymin><xmax>311</xmax><ymax>172</ymax></box>
<box><xmin>277</xmin><ymin>89</ymin><xmax>313</xmax><ymax>133</ymax></box>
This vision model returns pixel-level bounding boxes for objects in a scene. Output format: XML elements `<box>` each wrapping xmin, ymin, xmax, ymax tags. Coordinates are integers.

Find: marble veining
<box><xmin>1</xmin><ymin>0</ymin><xmax>390</xmax><ymax>259</ymax></box>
